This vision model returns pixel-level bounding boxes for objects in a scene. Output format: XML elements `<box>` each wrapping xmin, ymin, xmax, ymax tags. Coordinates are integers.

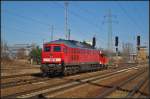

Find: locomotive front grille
<box><xmin>41</xmin><ymin>63</ymin><xmax>62</xmax><ymax>73</ymax></box>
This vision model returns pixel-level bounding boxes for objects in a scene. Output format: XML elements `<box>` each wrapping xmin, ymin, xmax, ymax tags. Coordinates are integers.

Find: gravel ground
<box><xmin>107</xmin><ymin>71</ymin><xmax>148</xmax><ymax>98</ymax></box>
<box><xmin>1</xmin><ymin>63</ymin><xmax>148</xmax><ymax>98</ymax></box>
<box><xmin>46</xmin><ymin>68</ymin><xmax>139</xmax><ymax>98</ymax></box>
<box><xmin>1</xmin><ymin>75</ymin><xmax>37</xmax><ymax>84</ymax></box>
<box><xmin>1</xmin><ymin>68</ymin><xmax>41</xmax><ymax>77</ymax></box>
<box><xmin>1</xmin><ymin>60</ymin><xmax>41</xmax><ymax>76</ymax></box>
<box><xmin>0</xmin><ymin>69</ymin><xmax>111</xmax><ymax>97</ymax></box>
<box><xmin>1</xmin><ymin>78</ymin><xmax>65</xmax><ymax>97</ymax></box>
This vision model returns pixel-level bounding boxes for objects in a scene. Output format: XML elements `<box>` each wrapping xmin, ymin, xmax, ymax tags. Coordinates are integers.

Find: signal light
<box><xmin>137</xmin><ymin>36</ymin><xmax>140</xmax><ymax>46</ymax></box>
<box><xmin>115</xmin><ymin>36</ymin><xmax>118</xmax><ymax>46</ymax></box>
<box><xmin>92</xmin><ymin>37</ymin><xmax>96</xmax><ymax>48</ymax></box>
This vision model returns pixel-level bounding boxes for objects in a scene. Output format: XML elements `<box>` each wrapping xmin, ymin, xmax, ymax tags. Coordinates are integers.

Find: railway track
<box><xmin>1</xmin><ymin>77</ymin><xmax>51</xmax><ymax>89</ymax></box>
<box><xmin>96</xmin><ymin>67</ymin><xmax>149</xmax><ymax>98</ymax></box>
<box><xmin>1</xmin><ymin>66</ymin><xmax>40</xmax><ymax>70</ymax></box>
<box><xmin>1</xmin><ymin>73</ymin><xmax>44</xmax><ymax>86</ymax></box>
<box><xmin>1</xmin><ymin>65</ymin><xmax>142</xmax><ymax>99</ymax></box>
<box><xmin>1</xmin><ymin>63</ymin><xmax>138</xmax><ymax>80</ymax></box>
<box><xmin>133</xmin><ymin>79</ymin><xmax>149</xmax><ymax>98</ymax></box>
<box><xmin>1</xmin><ymin>64</ymin><xmax>147</xmax><ymax>98</ymax></box>
<box><xmin>1</xmin><ymin>73</ymin><xmax>39</xmax><ymax>79</ymax></box>
<box><xmin>1</xmin><ymin>63</ymin><xmax>137</xmax><ymax>88</ymax></box>
<box><xmin>43</xmin><ymin>66</ymin><xmax>146</xmax><ymax>98</ymax></box>
<box><xmin>1</xmin><ymin>69</ymin><xmax>109</xmax><ymax>89</ymax></box>
<box><xmin>126</xmin><ymin>76</ymin><xmax>148</xmax><ymax>98</ymax></box>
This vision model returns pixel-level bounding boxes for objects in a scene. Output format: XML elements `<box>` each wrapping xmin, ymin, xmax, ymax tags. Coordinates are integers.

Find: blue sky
<box><xmin>1</xmin><ymin>1</ymin><xmax>149</xmax><ymax>52</ymax></box>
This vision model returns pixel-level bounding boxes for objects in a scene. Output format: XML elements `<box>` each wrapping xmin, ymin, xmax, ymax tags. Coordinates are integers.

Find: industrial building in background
<box><xmin>136</xmin><ymin>46</ymin><xmax>148</xmax><ymax>63</ymax></box>
<box><xmin>136</xmin><ymin>35</ymin><xmax>148</xmax><ymax>63</ymax></box>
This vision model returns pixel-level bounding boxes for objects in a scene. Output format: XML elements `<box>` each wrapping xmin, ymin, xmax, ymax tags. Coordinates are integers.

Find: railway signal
<box><xmin>115</xmin><ymin>36</ymin><xmax>118</xmax><ymax>47</ymax></box>
<box><xmin>137</xmin><ymin>35</ymin><xmax>140</xmax><ymax>46</ymax></box>
<box><xmin>115</xmin><ymin>36</ymin><xmax>119</xmax><ymax>67</ymax></box>
<box><xmin>115</xmin><ymin>36</ymin><xmax>119</xmax><ymax>55</ymax></box>
<box><xmin>92</xmin><ymin>36</ymin><xmax>96</xmax><ymax>48</ymax></box>
<box><xmin>137</xmin><ymin>35</ymin><xmax>140</xmax><ymax>50</ymax></box>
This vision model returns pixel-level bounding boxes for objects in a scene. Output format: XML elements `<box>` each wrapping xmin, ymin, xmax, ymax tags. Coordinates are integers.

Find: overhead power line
<box><xmin>51</xmin><ymin>25</ymin><xmax>54</xmax><ymax>41</ymax></box>
<box><xmin>65</xmin><ymin>1</ymin><xmax>69</xmax><ymax>40</ymax></box>
<box><xmin>72</xmin><ymin>3</ymin><xmax>101</xmax><ymax>21</ymax></box>
<box><xmin>5</xmin><ymin>10</ymin><xmax>51</xmax><ymax>26</ymax></box>
<box><xmin>117</xmin><ymin>2</ymin><xmax>144</xmax><ymax>34</ymax></box>
<box><xmin>4</xmin><ymin>10</ymin><xmax>62</xmax><ymax>32</ymax></box>
<box><xmin>53</xmin><ymin>2</ymin><xmax>107</xmax><ymax>47</ymax></box>
<box><xmin>2</xmin><ymin>25</ymin><xmax>40</xmax><ymax>37</ymax></box>
<box><xmin>54</xmin><ymin>2</ymin><xmax>101</xmax><ymax>33</ymax></box>
<box><xmin>103</xmin><ymin>9</ymin><xmax>118</xmax><ymax>52</ymax></box>
<box><xmin>4</xmin><ymin>10</ymin><xmax>64</xmax><ymax>42</ymax></box>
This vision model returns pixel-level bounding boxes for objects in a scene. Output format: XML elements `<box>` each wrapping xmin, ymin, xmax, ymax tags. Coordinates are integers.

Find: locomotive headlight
<box><xmin>43</xmin><ymin>58</ymin><xmax>61</xmax><ymax>62</ymax></box>
<box><xmin>55</xmin><ymin>58</ymin><xmax>61</xmax><ymax>61</ymax></box>
<box><xmin>43</xmin><ymin>58</ymin><xmax>50</xmax><ymax>62</ymax></box>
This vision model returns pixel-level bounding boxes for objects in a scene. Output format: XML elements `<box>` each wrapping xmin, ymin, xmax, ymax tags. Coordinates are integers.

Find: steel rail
<box><xmin>1</xmin><ymin>63</ymin><xmax>137</xmax><ymax>89</ymax></box>
<box><xmin>1</xmin><ymin>77</ymin><xmax>51</xmax><ymax>89</ymax></box>
<box><xmin>95</xmin><ymin>69</ymin><xmax>146</xmax><ymax>98</ymax></box>
<box><xmin>17</xmin><ymin>66</ymin><xmax>140</xmax><ymax>98</ymax></box>
<box><xmin>126</xmin><ymin>76</ymin><xmax>148</xmax><ymax>98</ymax></box>
<box><xmin>2</xmin><ymin>64</ymin><xmax>141</xmax><ymax>98</ymax></box>
<box><xmin>1</xmin><ymin>73</ymin><xmax>41</xmax><ymax>79</ymax></box>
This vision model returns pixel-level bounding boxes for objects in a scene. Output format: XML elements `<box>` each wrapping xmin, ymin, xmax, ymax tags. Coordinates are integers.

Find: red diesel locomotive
<box><xmin>40</xmin><ymin>39</ymin><xmax>109</xmax><ymax>76</ymax></box>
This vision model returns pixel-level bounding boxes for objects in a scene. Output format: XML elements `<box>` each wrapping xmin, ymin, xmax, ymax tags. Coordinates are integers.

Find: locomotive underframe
<box><xmin>41</xmin><ymin>62</ymin><xmax>107</xmax><ymax>76</ymax></box>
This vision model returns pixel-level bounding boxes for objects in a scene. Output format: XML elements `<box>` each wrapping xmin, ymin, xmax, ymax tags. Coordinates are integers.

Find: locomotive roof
<box><xmin>45</xmin><ymin>39</ymin><xmax>94</xmax><ymax>49</ymax></box>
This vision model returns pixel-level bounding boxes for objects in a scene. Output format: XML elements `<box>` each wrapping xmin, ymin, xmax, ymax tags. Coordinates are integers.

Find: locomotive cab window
<box><xmin>44</xmin><ymin>46</ymin><xmax>51</xmax><ymax>52</ymax></box>
<box><xmin>54</xmin><ymin>46</ymin><xmax>61</xmax><ymax>52</ymax></box>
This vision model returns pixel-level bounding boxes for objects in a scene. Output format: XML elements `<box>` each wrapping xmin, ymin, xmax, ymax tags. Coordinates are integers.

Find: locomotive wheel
<box><xmin>42</xmin><ymin>72</ymin><xmax>48</xmax><ymax>77</ymax></box>
<box><xmin>105</xmin><ymin>65</ymin><xmax>108</xmax><ymax>69</ymax></box>
<box><xmin>61</xmin><ymin>61</ymin><xmax>68</xmax><ymax>76</ymax></box>
<box><xmin>63</xmin><ymin>66</ymin><xmax>69</xmax><ymax>76</ymax></box>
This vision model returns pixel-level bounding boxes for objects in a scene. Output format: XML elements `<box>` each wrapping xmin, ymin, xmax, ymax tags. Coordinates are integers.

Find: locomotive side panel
<box><xmin>40</xmin><ymin>39</ymin><xmax>109</xmax><ymax>76</ymax></box>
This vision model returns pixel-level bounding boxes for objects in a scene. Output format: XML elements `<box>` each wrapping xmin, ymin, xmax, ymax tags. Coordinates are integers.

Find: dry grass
<box><xmin>1</xmin><ymin>58</ymin><xmax>40</xmax><ymax>76</ymax></box>
<box><xmin>1</xmin><ymin>58</ymin><xmax>38</xmax><ymax>68</ymax></box>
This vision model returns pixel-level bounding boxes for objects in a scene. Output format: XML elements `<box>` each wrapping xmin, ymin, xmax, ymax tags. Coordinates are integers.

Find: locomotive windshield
<box><xmin>44</xmin><ymin>46</ymin><xmax>51</xmax><ymax>52</ymax></box>
<box><xmin>54</xmin><ymin>46</ymin><xmax>61</xmax><ymax>52</ymax></box>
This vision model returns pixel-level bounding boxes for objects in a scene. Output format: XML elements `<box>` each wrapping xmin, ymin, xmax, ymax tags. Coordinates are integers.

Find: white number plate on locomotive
<box><xmin>43</xmin><ymin>58</ymin><xmax>61</xmax><ymax>62</ymax></box>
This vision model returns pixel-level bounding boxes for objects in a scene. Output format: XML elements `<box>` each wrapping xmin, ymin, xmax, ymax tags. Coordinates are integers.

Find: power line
<box><xmin>3</xmin><ymin>13</ymin><xmax>47</xmax><ymax>30</ymax></box>
<box><xmin>2</xmin><ymin>25</ymin><xmax>45</xmax><ymax>38</ymax></box>
<box><xmin>4</xmin><ymin>10</ymin><xmax>62</xmax><ymax>32</ymax></box>
<box><xmin>103</xmin><ymin>9</ymin><xmax>118</xmax><ymax>52</ymax></box>
<box><xmin>5</xmin><ymin>10</ymin><xmax>51</xmax><ymax>26</ymax></box>
<box><xmin>54</xmin><ymin>2</ymin><xmax>101</xmax><ymax>33</ymax></box>
<box><xmin>53</xmin><ymin>2</ymin><xmax>107</xmax><ymax>47</ymax></box>
<box><xmin>117</xmin><ymin>2</ymin><xmax>144</xmax><ymax>35</ymax></box>
<box><xmin>48</xmin><ymin>2</ymin><xmax>90</xmax><ymax>40</ymax></box>
<box><xmin>3</xmin><ymin>3</ymin><xmax>107</xmax><ymax>48</ymax></box>
<box><xmin>4</xmin><ymin>10</ymin><xmax>64</xmax><ymax>42</ymax></box>
<box><xmin>67</xmin><ymin>7</ymin><xmax>107</xmax><ymax>46</ymax></box>
<box><xmin>65</xmin><ymin>1</ymin><xmax>69</xmax><ymax>40</ymax></box>
<box><xmin>2</xmin><ymin>25</ymin><xmax>47</xmax><ymax>46</ymax></box>
<box><xmin>51</xmin><ymin>25</ymin><xmax>54</xmax><ymax>41</ymax></box>
<box><xmin>4</xmin><ymin>5</ymin><xmax>94</xmax><ymax>41</ymax></box>
<box><xmin>72</xmin><ymin>3</ymin><xmax>102</xmax><ymax>24</ymax></box>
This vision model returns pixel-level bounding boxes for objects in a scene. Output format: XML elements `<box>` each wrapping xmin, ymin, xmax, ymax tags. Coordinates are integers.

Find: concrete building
<box><xmin>136</xmin><ymin>46</ymin><xmax>148</xmax><ymax>63</ymax></box>
<box><xmin>8</xmin><ymin>44</ymin><xmax>33</xmax><ymax>59</ymax></box>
